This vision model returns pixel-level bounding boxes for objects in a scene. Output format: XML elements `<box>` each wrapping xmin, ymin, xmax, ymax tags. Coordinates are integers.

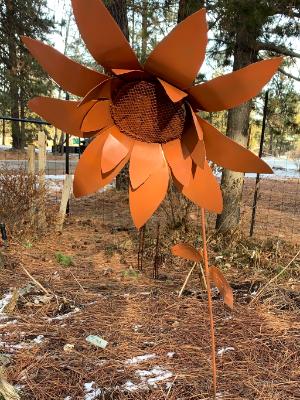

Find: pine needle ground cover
<box><xmin>0</xmin><ymin>190</ymin><xmax>299</xmax><ymax>400</ymax></box>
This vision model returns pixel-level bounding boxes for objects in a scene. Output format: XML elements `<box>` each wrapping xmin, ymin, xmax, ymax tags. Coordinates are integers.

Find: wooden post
<box><xmin>38</xmin><ymin>132</ymin><xmax>46</xmax><ymax>184</ymax></box>
<box><xmin>56</xmin><ymin>174</ymin><xmax>73</xmax><ymax>232</ymax></box>
<box><xmin>38</xmin><ymin>132</ymin><xmax>47</xmax><ymax>230</ymax></box>
<box><xmin>27</xmin><ymin>145</ymin><xmax>35</xmax><ymax>175</ymax></box>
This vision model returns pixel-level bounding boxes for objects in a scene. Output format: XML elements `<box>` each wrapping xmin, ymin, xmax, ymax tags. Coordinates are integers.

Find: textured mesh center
<box><xmin>110</xmin><ymin>80</ymin><xmax>185</xmax><ymax>143</ymax></box>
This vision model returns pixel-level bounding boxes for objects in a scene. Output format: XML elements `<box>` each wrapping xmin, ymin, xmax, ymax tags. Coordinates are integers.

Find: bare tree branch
<box><xmin>256</xmin><ymin>42</ymin><xmax>300</xmax><ymax>58</ymax></box>
<box><xmin>278</xmin><ymin>67</ymin><xmax>300</xmax><ymax>82</ymax></box>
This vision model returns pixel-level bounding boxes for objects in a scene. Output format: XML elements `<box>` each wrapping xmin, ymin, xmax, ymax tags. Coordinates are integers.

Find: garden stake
<box><xmin>201</xmin><ymin>207</ymin><xmax>217</xmax><ymax>398</ymax></box>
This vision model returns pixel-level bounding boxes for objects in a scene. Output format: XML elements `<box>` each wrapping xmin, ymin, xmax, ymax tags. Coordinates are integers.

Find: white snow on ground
<box><xmin>123</xmin><ymin>366</ymin><xmax>173</xmax><ymax>392</ymax></box>
<box><xmin>125</xmin><ymin>354</ymin><xmax>156</xmax><ymax>365</ymax></box>
<box><xmin>217</xmin><ymin>347</ymin><xmax>235</xmax><ymax>356</ymax></box>
<box><xmin>84</xmin><ymin>382</ymin><xmax>102</xmax><ymax>400</ymax></box>
<box><xmin>0</xmin><ymin>292</ymin><xmax>13</xmax><ymax>314</ymax></box>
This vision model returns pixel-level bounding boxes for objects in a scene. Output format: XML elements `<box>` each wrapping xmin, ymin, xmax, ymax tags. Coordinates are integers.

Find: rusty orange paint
<box><xmin>199</xmin><ymin>117</ymin><xmax>273</xmax><ymax>173</ymax></box>
<box><xmin>101</xmin><ymin>127</ymin><xmax>133</xmax><ymax>174</ymax></box>
<box><xmin>28</xmin><ymin>97</ymin><xmax>95</xmax><ymax>137</ymax></box>
<box><xmin>162</xmin><ymin>139</ymin><xmax>192</xmax><ymax>186</ymax></box>
<box><xmin>157</xmin><ymin>78</ymin><xmax>188</xmax><ymax>102</ymax></box>
<box><xmin>129</xmin><ymin>142</ymin><xmax>164</xmax><ymax>189</ymax></box>
<box><xmin>188</xmin><ymin>57</ymin><xmax>283</xmax><ymax>111</ymax></box>
<box><xmin>81</xmin><ymin>100</ymin><xmax>113</xmax><ymax>133</ymax></box>
<box><xmin>129</xmin><ymin>160</ymin><xmax>169</xmax><ymax>229</ymax></box>
<box><xmin>22</xmin><ymin>36</ymin><xmax>107</xmax><ymax>97</ymax></box>
<box><xmin>144</xmin><ymin>9</ymin><xmax>207</xmax><ymax>89</ymax></box>
<box><xmin>209</xmin><ymin>266</ymin><xmax>233</xmax><ymax>309</ymax></box>
<box><xmin>72</xmin><ymin>0</ymin><xmax>140</xmax><ymax>70</ymax></box>
<box><xmin>171</xmin><ymin>243</ymin><xmax>203</xmax><ymax>263</ymax></box>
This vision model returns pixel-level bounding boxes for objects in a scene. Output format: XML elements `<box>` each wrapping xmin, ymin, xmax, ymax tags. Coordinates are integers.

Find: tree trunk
<box><xmin>216</xmin><ymin>29</ymin><xmax>258</xmax><ymax>233</ymax></box>
<box><xmin>178</xmin><ymin>0</ymin><xmax>204</xmax><ymax>23</ymax></box>
<box><xmin>6</xmin><ymin>0</ymin><xmax>23</xmax><ymax>149</ymax></box>
<box><xmin>105</xmin><ymin>0</ymin><xmax>130</xmax><ymax>190</ymax></box>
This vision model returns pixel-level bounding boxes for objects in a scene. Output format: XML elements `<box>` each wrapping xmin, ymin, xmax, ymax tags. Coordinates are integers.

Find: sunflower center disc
<box><xmin>111</xmin><ymin>80</ymin><xmax>185</xmax><ymax>143</ymax></box>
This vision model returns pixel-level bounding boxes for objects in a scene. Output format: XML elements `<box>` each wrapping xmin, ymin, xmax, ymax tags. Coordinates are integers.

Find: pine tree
<box><xmin>0</xmin><ymin>0</ymin><xmax>54</xmax><ymax>148</ymax></box>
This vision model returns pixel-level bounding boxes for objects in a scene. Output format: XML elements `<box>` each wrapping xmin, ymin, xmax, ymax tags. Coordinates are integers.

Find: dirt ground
<box><xmin>0</xmin><ymin>189</ymin><xmax>299</xmax><ymax>400</ymax></box>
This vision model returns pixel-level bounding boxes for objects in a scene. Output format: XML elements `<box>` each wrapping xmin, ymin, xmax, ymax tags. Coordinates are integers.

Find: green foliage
<box><xmin>55</xmin><ymin>252</ymin><xmax>74</xmax><ymax>268</ymax></box>
<box><xmin>121</xmin><ymin>268</ymin><xmax>140</xmax><ymax>278</ymax></box>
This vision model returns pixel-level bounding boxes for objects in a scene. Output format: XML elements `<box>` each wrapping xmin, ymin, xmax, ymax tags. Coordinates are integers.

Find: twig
<box><xmin>178</xmin><ymin>262</ymin><xmax>196</xmax><ymax>297</ymax></box>
<box><xmin>20</xmin><ymin>265</ymin><xmax>50</xmax><ymax>296</ymax></box>
<box><xmin>69</xmin><ymin>271</ymin><xmax>86</xmax><ymax>293</ymax></box>
<box><xmin>250</xmin><ymin>248</ymin><xmax>300</xmax><ymax>304</ymax></box>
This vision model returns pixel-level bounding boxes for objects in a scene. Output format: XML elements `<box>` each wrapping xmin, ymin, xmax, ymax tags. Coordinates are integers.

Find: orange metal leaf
<box><xmin>74</xmin><ymin>132</ymin><xmax>108</xmax><ymax>197</ymax></box>
<box><xmin>181</xmin><ymin>112</ymin><xmax>206</xmax><ymax>168</ymax></box>
<box><xmin>73</xmin><ymin>129</ymin><xmax>131</xmax><ymax>198</ymax></box>
<box><xmin>209</xmin><ymin>266</ymin><xmax>233</xmax><ymax>309</ymax></box>
<box><xmin>129</xmin><ymin>142</ymin><xmax>165</xmax><ymax>189</ymax></box>
<box><xmin>129</xmin><ymin>160</ymin><xmax>169</xmax><ymax>228</ymax></box>
<box><xmin>176</xmin><ymin>161</ymin><xmax>223</xmax><ymax>213</ymax></box>
<box><xmin>200</xmin><ymin>117</ymin><xmax>273</xmax><ymax>173</ymax></box>
<box><xmin>101</xmin><ymin>127</ymin><xmax>133</xmax><ymax>174</ymax></box>
<box><xmin>157</xmin><ymin>79</ymin><xmax>188</xmax><ymax>102</ymax></box>
<box><xmin>72</xmin><ymin>0</ymin><xmax>140</xmax><ymax>70</ymax></box>
<box><xmin>79</xmin><ymin>78</ymin><xmax>121</xmax><ymax>106</ymax></box>
<box><xmin>188</xmin><ymin>57</ymin><xmax>283</xmax><ymax>111</ymax></box>
<box><xmin>22</xmin><ymin>36</ymin><xmax>107</xmax><ymax>97</ymax></box>
<box><xmin>81</xmin><ymin>100</ymin><xmax>113</xmax><ymax>133</ymax></box>
<box><xmin>162</xmin><ymin>139</ymin><xmax>192</xmax><ymax>186</ymax></box>
<box><xmin>144</xmin><ymin>9</ymin><xmax>207</xmax><ymax>89</ymax></box>
<box><xmin>28</xmin><ymin>97</ymin><xmax>95</xmax><ymax>137</ymax></box>
<box><xmin>171</xmin><ymin>243</ymin><xmax>202</xmax><ymax>262</ymax></box>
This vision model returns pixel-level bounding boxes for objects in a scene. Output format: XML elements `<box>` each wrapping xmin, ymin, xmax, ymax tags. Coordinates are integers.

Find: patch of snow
<box><xmin>217</xmin><ymin>347</ymin><xmax>235</xmax><ymax>356</ymax></box>
<box><xmin>47</xmin><ymin>307</ymin><xmax>80</xmax><ymax>321</ymax></box>
<box><xmin>0</xmin><ymin>292</ymin><xmax>13</xmax><ymax>314</ymax></box>
<box><xmin>33</xmin><ymin>335</ymin><xmax>44</xmax><ymax>344</ymax></box>
<box><xmin>0</xmin><ymin>319</ymin><xmax>18</xmax><ymax>328</ymax></box>
<box><xmin>64</xmin><ymin>397</ymin><xmax>72</xmax><ymax>400</ymax></box>
<box><xmin>132</xmin><ymin>324</ymin><xmax>142</xmax><ymax>332</ymax></box>
<box><xmin>136</xmin><ymin>366</ymin><xmax>173</xmax><ymax>388</ymax></box>
<box><xmin>167</xmin><ymin>352</ymin><xmax>175</xmax><ymax>358</ymax></box>
<box><xmin>84</xmin><ymin>382</ymin><xmax>102</xmax><ymax>400</ymax></box>
<box><xmin>125</xmin><ymin>354</ymin><xmax>156</xmax><ymax>365</ymax></box>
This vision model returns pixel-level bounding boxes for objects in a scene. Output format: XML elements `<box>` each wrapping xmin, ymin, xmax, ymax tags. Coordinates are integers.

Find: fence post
<box><xmin>250</xmin><ymin>90</ymin><xmax>269</xmax><ymax>237</ymax></box>
<box><xmin>56</xmin><ymin>174</ymin><xmax>73</xmax><ymax>232</ymax></box>
<box><xmin>27</xmin><ymin>145</ymin><xmax>35</xmax><ymax>175</ymax></box>
<box><xmin>38</xmin><ymin>132</ymin><xmax>47</xmax><ymax>230</ymax></box>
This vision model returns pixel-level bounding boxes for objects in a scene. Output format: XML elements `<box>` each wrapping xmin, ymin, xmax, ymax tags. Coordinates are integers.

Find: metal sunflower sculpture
<box><xmin>23</xmin><ymin>0</ymin><xmax>282</xmax><ymax>396</ymax></box>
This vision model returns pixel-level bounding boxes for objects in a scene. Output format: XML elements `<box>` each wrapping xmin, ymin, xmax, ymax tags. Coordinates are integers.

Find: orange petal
<box><xmin>175</xmin><ymin>161</ymin><xmax>223</xmax><ymax>213</ymax></box>
<box><xmin>73</xmin><ymin>129</ymin><xmax>130</xmax><ymax>197</ymax></box>
<box><xmin>129</xmin><ymin>160</ymin><xmax>169</xmax><ymax>229</ymax></box>
<box><xmin>171</xmin><ymin>243</ymin><xmax>202</xmax><ymax>262</ymax></box>
<box><xmin>181</xmin><ymin>111</ymin><xmax>206</xmax><ymax>168</ymax></box>
<box><xmin>22</xmin><ymin>36</ymin><xmax>107</xmax><ymax>97</ymax></box>
<box><xmin>80</xmin><ymin>78</ymin><xmax>120</xmax><ymax>106</ymax></box>
<box><xmin>101</xmin><ymin>127</ymin><xmax>133</xmax><ymax>174</ymax></box>
<box><xmin>72</xmin><ymin>0</ymin><xmax>140</xmax><ymax>70</ymax></box>
<box><xmin>129</xmin><ymin>142</ymin><xmax>165</xmax><ymax>189</ymax></box>
<box><xmin>28</xmin><ymin>97</ymin><xmax>95</xmax><ymax>137</ymax></box>
<box><xmin>157</xmin><ymin>78</ymin><xmax>188</xmax><ymax>102</ymax></box>
<box><xmin>144</xmin><ymin>9</ymin><xmax>207</xmax><ymax>89</ymax></box>
<box><xmin>188</xmin><ymin>57</ymin><xmax>283</xmax><ymax>111</ymax></box>
<box><xmin>162</xmin><ymin>139</ymin><xmax>192</xmax><ymax>186</ymax></box>
<box><xmin>74</xmin><ymin>132</ymin><xmax>108</xmax><ymax>197</ymax></box>
<box><xmin>209</xmin><ymin>266</ymin><xmax>233</xmax><ymax>309</ymax></box>
<box><xmin>81</xmin><ymin>100</ymin><xmax>113</xmax><ymax>133</ymax></box>
<box><xmin>199</xmin><ymin>118</ymin><xmax>273</xmax><ymax>173</ymax></box>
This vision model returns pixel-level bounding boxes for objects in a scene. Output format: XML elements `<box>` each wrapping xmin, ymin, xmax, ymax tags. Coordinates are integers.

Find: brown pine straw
<box><xmin>201</xmin><ymin>207</ymin><xmax>217</xmax><ymax>398</ymax></box>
